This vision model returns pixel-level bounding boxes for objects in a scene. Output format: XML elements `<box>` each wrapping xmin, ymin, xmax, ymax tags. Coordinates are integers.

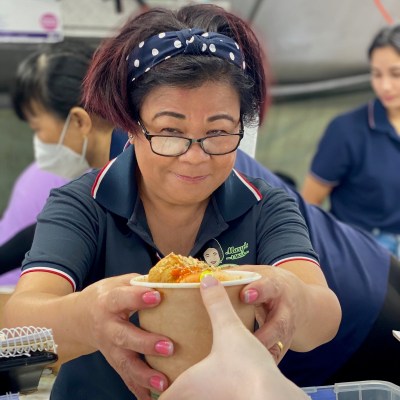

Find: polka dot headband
<box><xmin>127</xmin><ymin>28</ymin><xmax>245</xmax><ymax>83</ymax></box>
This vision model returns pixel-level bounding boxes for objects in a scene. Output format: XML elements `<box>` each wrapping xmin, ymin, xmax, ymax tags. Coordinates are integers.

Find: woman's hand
<box><xmin>5</xmin><ymin>272</ymin><xmax>173</xmax><ymax>399</ymax></box>
<box><xmin>159</xmin><ymin>275</ymin><xmax>309</xmax><ymax>400</ymax></box>
<box><xmin>230</xmin><ymin>263</ymin><xmax>341</xmax><ymax>362</ymax></box>
<box><xmin>75</xmin><ymin>273</ymin><xmax>174</xmax><ymax>399</ymax></box>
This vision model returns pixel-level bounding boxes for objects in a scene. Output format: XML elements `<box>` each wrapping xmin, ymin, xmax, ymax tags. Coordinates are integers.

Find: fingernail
<box><xmin>142</xmin><ymin>291</ymin><xmax>160</xmax><ymax>304</ymax></box>
<box><xmin>155</xmin><ymin>340</ymin><xmax>173</xmax><ymax>356</ymax></box>
<box><xmin>201</xmin><ymin>274</ymin><xmax>218</xmax><ymax>289</ymax></box>
<box><xmin>150</xmin><ymin>375</ymin><xmax>166</xmax><ymax>392</ymax></box>
<box><xmin>244</xmin><ymin>288</ymin><xmax>259</xmax><ymax>303</ymax></box>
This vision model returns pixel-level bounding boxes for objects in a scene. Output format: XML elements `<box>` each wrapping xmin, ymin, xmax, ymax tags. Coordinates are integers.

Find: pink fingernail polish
<box><xmin>155</xmin><ymin>340</ymin><xmax>173</xmax><ymax>355</ymax></box>
<box><xmin>244</xmin><ymin>288</ymin><xmax>258</xmax><ymax>303</ymax></box>
<box><xmin>150</xmin><ymin>375</ymin><xmax>165</xmax><ymax>392</ymax></box>
<box><xmin>142</xmin><ymin>291</ymin><xmax>160</xmax><ymax>304</ymax></box>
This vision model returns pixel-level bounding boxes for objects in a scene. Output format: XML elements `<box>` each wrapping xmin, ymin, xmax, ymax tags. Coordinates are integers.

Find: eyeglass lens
<box><xmin>150</xmin><ymin>135</ymin><xmax>241</xmax><ymax>156</ymax></box>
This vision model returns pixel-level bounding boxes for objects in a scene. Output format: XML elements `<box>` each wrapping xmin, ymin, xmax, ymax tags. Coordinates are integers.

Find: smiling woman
<box><xmin>132</xmin><ymin>82</ymin><xmax>240</xmax><ymax>234</ymax></box>
<box><xmin>3</xmin><ymin>4</ymin><xmax>341</xmax><ymax>400</ymax></box>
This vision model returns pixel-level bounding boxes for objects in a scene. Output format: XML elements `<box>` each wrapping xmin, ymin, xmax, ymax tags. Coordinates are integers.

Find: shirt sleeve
<box><xmin>310</xmin><ymin>115</ymin><xmax>356</xmax><ymax>185</ymax></box>
<box><xmin>21</xmin><ymin>173</ymin><xmax>102</xmax><ymax>291</ymax></box>
<box><xmin>256</xmin><ymin>184</ymin><xmax>319</xmax><ymax>266</ymax></box>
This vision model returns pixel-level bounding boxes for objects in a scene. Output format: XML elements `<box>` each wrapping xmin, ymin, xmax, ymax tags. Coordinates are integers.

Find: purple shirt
<box><xmin>0</xmin><ymin>131</ymin><xmax>128</xmax><ymax>285</ymax></box>
<box><xmin>0</xmin><ymin>162</ymin><xmax>68</xmax><ymax>285</ymax></box>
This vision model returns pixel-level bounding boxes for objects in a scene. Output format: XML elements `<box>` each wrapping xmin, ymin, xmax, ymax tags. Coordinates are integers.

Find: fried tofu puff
<box><xmin>148</xmin><ymin>252</ymin><xmax>232</xmax><ymax>283</ymax></box>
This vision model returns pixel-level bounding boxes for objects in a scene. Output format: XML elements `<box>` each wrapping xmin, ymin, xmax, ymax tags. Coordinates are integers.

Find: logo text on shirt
<box><xmin>225</xmin><ymin>242</ymin><xmax>249</xmax><ymax>260</ymax></box>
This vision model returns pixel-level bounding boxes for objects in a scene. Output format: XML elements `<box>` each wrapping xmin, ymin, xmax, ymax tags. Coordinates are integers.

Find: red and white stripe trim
<box><xmin>273</xmin><ymin>256</ymin><xmax>320</xmax><ymax>268</ymax></box>
<box><xmin>233</xmin><ymin>169</ymin><xmax>262</xmax><ymax>201</ymax></box>
<box><xmin>91</xmin><ymin>158</ymin><xmax>117</xmax><ymax>199</ymax></box>
<box><xmin>21</xmin><ymin>267</ymin><xmax>76</xmax><ymax>291</ymax></box>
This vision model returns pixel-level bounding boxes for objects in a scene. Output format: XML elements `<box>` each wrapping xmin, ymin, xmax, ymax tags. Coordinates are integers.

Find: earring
<box><xmin>128</xmin><ymin>134</ymin><xmax>133</xmax><ymax>139</ymax></box>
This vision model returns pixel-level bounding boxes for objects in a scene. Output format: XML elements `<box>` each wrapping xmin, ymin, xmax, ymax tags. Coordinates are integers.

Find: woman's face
<box><xmin>25</xmin><ymin>101</ymin><xmax>85</xmax><ymax>154</ymax></box>
<box><xmin>134</xmin><ymin>81</ymin><xmax>241</xmax><ymax>207</ymax></box>
<box><xmin>203</xmin><ymin>247</ymin><xmax>221</xmax><ymax>266</ymax></box>
<box><xmin>370</xmin><ymin>46</ymin><xmax>400</xmax><ymax>111</ymax></box>
<box><xmin>25</xmin><ymin>101</ymin><xmax>65</xmax><ymax>143</ymax></box>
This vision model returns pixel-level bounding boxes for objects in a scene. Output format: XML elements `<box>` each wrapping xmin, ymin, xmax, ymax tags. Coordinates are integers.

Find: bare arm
<box><xmin>301</xmin><ymin>174</ymin><xmax>333</xmax><ymax>206</ymax></box>
<box><xmin>235</xmin><ymin>260</ymin><xmax>341</xmax><ymax>362</ymax></box>
<box><xmin>3</xmin><ymin>271</ymin><xmax>174</xmax><ymax>398</ymax></box>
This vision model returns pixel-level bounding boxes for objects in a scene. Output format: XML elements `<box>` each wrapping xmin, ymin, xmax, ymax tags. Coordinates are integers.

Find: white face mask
<box><xmin>33</xmin><ymin>113</ymin><xmax>91</xmax><ymax>180</ymax></box>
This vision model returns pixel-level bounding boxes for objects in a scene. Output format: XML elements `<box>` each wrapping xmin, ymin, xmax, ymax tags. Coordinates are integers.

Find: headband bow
<box><xmin>127</xmin><ymin>28</ymin><xmax>245</xmax><ymax>83</ymax></box>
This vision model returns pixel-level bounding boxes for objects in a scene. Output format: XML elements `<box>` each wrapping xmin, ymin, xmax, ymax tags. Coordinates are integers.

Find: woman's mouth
<box><xmin>175</xmin><ymin>174</ymin><xmax>208</xmax><ymax>183</ymax></box>
<box><xmin>381</xmin><ymin>95</ymin><xmax>396</xmax><ymax>102</ymax></box>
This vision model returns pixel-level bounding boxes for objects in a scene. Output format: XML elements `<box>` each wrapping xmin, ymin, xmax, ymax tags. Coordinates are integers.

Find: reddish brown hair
<box><xmin>83</xmin><ymin>4</ymin><xmax>269</xmax><ymax>134</ymax></box>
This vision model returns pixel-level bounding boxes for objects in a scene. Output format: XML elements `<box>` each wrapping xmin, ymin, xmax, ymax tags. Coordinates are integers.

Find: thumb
<box><xmin>200</xmin><ymin>275</ymin><xmax>243</xmax><ymax>333</ymax></box>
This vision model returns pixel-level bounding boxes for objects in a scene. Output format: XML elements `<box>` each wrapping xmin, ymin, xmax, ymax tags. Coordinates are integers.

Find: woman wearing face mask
<box><xmin>0</xmin><ymin>41</ymin><xmax>127</xmax><ymax>286</ymax></box>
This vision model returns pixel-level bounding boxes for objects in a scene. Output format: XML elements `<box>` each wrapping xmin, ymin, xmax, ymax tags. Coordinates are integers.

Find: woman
<box><xmin>302</xmin><ymin>25</ymin><xmax>400</xmax><ymax>258</ymax></box>
<box><xmin>3</xmin><ymin>5</ymin><xmax>341</xmax><ymax>400</ymax></box>
<box><xmin>0</xmin><ymin>41</ymin><xmax>127</xmax><ymax>284</ymax></box>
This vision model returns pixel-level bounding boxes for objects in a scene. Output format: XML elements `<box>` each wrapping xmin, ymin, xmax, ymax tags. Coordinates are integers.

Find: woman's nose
<box><xmin>180</xmin><ymin>140</ymin><xmax>210</xmax><ymax>161</ymax></box>
<box><xmin>381</xmin><ymin>76</ymin><xmax>393</xmax><ymax>91</ymax></box>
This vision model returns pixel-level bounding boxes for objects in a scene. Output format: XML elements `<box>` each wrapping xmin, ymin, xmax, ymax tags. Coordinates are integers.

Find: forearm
<box><xmin>301</xmin><ymin>175</ymin><xmax>332</xmax><ymax>205</ymax></box>
<box><xmin>291</xmin><ymin>283</ymin><xmax>341</xmax><ymax>351</ymax></box>
<box><xmin>3</xmin><ymin>291</ymin><xmax>96</xmax><ymax>362</ymax></box>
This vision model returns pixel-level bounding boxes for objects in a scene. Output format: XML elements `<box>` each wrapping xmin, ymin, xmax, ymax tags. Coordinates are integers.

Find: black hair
<box><xmin>368</xmin><ymin>25</ymin><xmax>400</xmax><ymax>59</ymax></box>
<box><xmin>11</xmin><ymin>40</ymin><xmax>95</xmax><ymax>121</ymax></box>
<box><xmin>83</xmin><ymin>4</ymin><xmax>268</xmax><ymax>135</ymax></box>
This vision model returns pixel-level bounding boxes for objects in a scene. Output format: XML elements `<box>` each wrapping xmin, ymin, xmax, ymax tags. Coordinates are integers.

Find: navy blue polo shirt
<box><xmin>236</xmin><ymin>150</ymin><xmax>390</xmax><ymax>386</ymax></box>
<box><xmin>310</xmin><ymin>99</ymin><xmax>400</xmax><ymax>233</ymax></box>
<box><xmin>22</xmin><ymin>146</ymin><xmax>318</xmax><ymax>399</ymax></box>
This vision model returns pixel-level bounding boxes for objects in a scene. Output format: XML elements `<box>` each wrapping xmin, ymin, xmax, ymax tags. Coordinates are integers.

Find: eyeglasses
<box><xmin>138</xmin><ymin>119</ymin><xmax>244</xmax><ymax>157</ymax></box>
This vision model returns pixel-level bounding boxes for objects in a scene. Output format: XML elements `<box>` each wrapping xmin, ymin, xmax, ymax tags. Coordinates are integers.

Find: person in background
<box><xmin>0</xmin><ymin>41</ymin><xmax>127</xmax><ymax>285</ymax></box>
<box><xmin>236</xmin><ymin>150</ymin><xmax>400</xmax><ymax>387</ymax></box>
<box><xmin>302</xmin><ymin>24</ymin><xmax>400</xmax><ymax>258</ymax></box>
<box><xmin>160</xmin><ymin>274</ymin><xmax>309</xmax><ymax>400</ymax></box>
<box><xmin>3</xmin><ymin>4</ymin><xmax>341</xmax><ymax>399</ymax></box>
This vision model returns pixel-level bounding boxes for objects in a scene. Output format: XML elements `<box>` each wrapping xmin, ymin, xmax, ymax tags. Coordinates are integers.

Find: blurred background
<box><xmin>0</xmin><ymin>0</ymin><xmax>395</xmax><ymax>213</ymax></box>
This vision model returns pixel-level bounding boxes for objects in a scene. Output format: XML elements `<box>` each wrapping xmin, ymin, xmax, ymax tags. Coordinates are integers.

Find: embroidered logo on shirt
<box><xmin>200</xmin><ymin>239</ymin><xmax>249</xmax><ymax>267</ymax></box>
<box><xmin>202</xmin><ymin>239</ymin><xmax>224</xmax><ymax>267</ymax></box>
<box><xmin>225</xmin><ymin>242</ymin><xmax>249</xmax><ymax>261</ymax></box>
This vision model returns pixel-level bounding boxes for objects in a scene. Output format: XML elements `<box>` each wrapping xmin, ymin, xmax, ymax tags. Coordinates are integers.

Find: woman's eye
<box><xmin>161</xmin><ymin>128</ymin><xmax>181</xmax><ymax>135</ymax></box>
<box><xmin>208</xmin><ymin>130</ymin><xmax>227</xmax><ymax>136</ymax></box>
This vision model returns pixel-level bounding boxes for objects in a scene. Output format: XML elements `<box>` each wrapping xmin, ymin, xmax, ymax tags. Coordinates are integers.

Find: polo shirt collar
<box><xmin>368</xmin><ymin>98</ymin><xmax>400</xmax><ymax>141</ymax></box>
<box><xmin>91</xmin><ymin>147</ymin><xmax>139</xmax><ymax>219</ymax></box>
<box><xmin>91</xmin><ymin>147</ymin><xmax>263</xmax><ymax>221</ymax></box>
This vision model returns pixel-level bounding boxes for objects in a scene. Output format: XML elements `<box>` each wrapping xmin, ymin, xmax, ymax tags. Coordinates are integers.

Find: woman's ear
<box><xmin>69</xmin><ymin>106</ymin><xmax>92</xmax><ymax>137</ymax></box>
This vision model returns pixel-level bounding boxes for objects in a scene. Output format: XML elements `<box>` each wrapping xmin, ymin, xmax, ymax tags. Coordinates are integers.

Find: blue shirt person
<box><xmin>236</xmin><ymin>149</ymin><xmax>400</xmax><ymax>386</ymax></box>
<box><xmin>302</xmin><ymin>25</ymin><xmax>400</xmax><ymax>258</ymax></box>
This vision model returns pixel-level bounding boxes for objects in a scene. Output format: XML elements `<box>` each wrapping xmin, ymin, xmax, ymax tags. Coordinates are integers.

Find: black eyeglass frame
<box><xmin>137</xmin><ymin>118</ymin><xmax>244</xmax><ymax>157</ymax></box>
